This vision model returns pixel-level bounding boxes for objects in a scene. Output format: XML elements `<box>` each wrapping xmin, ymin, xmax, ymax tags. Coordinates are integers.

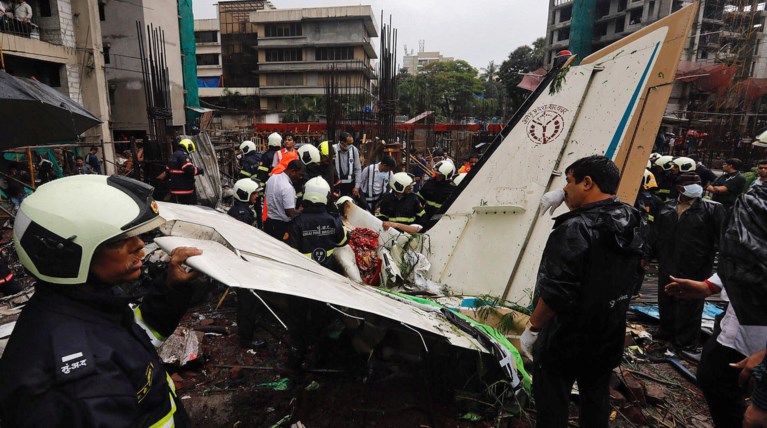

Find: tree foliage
<box><xmin>498</xmin><ymin>37</ymin><xmax>546</xmax><ymax>114</ymax></box>
<box><xmin>396</xmin><ymin>60</ymin><xmax>483</xmax><ymax>120</ymax></box>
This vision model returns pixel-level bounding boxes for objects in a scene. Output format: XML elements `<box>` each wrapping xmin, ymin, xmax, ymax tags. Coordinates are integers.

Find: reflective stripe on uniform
<box><xmin>338</xmin><ymin>227</ymin><xmax>349</xmax><ymax>246</ymax></box>
<box><xmin>148</xmin><ymin>393</ymin><xmax>177</xmax><ymax>428</ymax></box>
<box><xmin>170</xmin><ymin>190</ymin><xmax>194</xmax><ymax>195</ymax></box>
<box><xmin>168</xmin><ymin>170</ymin><xmax>184</xmax><ymax>174</ymax></box>
<box><xmin>657</xmin><ymin>189</ymin><xmax>670</xmax><ymax>194</ymax></box>
<box><xmin>258</xmin><ymin>166</ymin><xmax>269</xmax><ymax>172</ymax></box>
<box><xmin>424</xmin><ymin>200</ymin><xmax>442</xmax><ymax>208</ymax></box>
<box><xmin>0</xmin><ymin>272</ymin><xmax>13</xmax><ymax>284</ymax></box>
<box><xmin>239</xmin><ymin>170</ymin><xmax>253</xmax><ymax>177</ymax></box>
<box><xmin>647</xmin><ymin>214</ymin><xmax>655</xmax><ymax>222</ymax></box>
<box><xmin>388</xmin><ymin>216</ymin><xmax>415</xmax><ymax>223</ymax></box>
<box><xmin>133</xmin><ymin>305</ymin><xmax>165</xmax><ymax>348</ymax></box>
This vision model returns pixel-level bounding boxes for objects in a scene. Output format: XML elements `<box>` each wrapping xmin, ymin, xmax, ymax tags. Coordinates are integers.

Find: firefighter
<box><xmin>376</xmin><ymin>172</ymin><xmax>425</xmax><ymax>225</ymax></box>
<box><xmin>289</xmin><ymin>177</ymin><xmax>348</xmax><ymax>270</ymax></box>
<box><xmin>418</xmin><ymin>160</ymin><xmax>456</xmax><ymax>223</ymax></box>
<box><xmin>257</xmin><ymin>133</ymin><xmax>282</xmax><ymax>183</ymax></box>
<box><xmin>167</xmin><ymin>138</ymin><xmax>204</xmax><ymax>205</ymax></box>
<box><xmin>0</xmin><ymin>175</ymin><xmax>202</xmax><ymax>426</ymax></box>
<box><xmin>237</xmin><ymin>140</ymin><xmax>261</xmax><ymax>180</ymax></box>
<box><xmin>228</xmin><ymin>178</ymin><xmax>262</xmax><ymax>226</ymax></box>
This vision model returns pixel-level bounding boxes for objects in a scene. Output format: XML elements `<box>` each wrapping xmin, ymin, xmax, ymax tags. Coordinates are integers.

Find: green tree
<box><xmin>498</xmin><ymin>37</ymin><xmax>546</xmax><ymax>114</ymax></box>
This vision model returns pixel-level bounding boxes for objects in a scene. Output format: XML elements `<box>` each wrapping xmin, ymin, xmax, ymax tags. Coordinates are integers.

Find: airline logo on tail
<box><xmin>522</xmin><ymin>104</ymin><xmax>569</xmax><ymax>145</ymax></box>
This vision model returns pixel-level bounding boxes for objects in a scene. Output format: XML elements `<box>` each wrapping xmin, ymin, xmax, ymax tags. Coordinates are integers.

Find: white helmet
<box><xmin>268</xmin><ymin>132</ymin><xmax>282</xmax><ymax>148</ymax></box>
<box><xmin>655</xmin><ymin>155</ymin><xmax>675</xmax><ymax>171</ymax></box>
<box><xmin>434</xmin><ymin>160</ymin><xmax>455</xmax><ymax>178</ymax></box>
<box><xmin>452</xmin><ymin>172</ymin><xmax>468</xmax><ymax>187</ymax></box>
<box><xmin>240</xmin><ymin>140</ymin><xmax>256</xmax><ymax>154</ymax></box>
<box><xmin>642</xmin><ymin>170</ymin><xmax>658</xmax><ymax>189</ymax></box>
<box><xmin>233</xmin><ymin>178</ymin><xmax>261</xmax><ymax>202</ymax></box>
<box><xmin>335</xmin><ymin>196</ymin><xmax>355</xmax><ymax>207</ymax></box>
<box><xmin>646</xmin><ymin>160</ymin><xmax>652</xmax><ymax>169</ymax></box>
<box><xmin>14</xmin><ymin>175</ymin><xmax>165</xmax><ymax>285</ymax></box>
<box><xmin>298</xmin><ymin>144</ymin><xmax>321</xmax><ymax>166</ymax></box>
<box><xmin>672</xmin><ymin>156</ymin><xmax>696</xmax><ymax>172</ymax></box>
<box><xmin>390</xmin><ymin>172</ymin><xmax>415</xmax><ymax>193</ymax></box>
<box><xmin>303</xmin><ymin>177</ymin><xmax>331</xmax><ymax>205</ymax></box>
<box><xmin>649</xmin><ymin>152</ymin><xmax>661</xmax><ymax>164</ymax></box>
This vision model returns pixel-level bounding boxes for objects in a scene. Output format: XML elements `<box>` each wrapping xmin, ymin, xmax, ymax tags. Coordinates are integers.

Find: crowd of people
<box><xmin>2</xmin><ymin>131</ymin><xmax>767</xmax><ymax>427</ymax></box>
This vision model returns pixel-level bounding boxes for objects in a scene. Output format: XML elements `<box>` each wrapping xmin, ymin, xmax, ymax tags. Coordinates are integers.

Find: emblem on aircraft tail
<box><xmin>522</xmin><ymin>104</ymin><xmax>569</xmax><ymax>145</ymax></box>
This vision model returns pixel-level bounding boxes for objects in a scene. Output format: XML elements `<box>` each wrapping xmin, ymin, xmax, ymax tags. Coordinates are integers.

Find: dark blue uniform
<box><xmin>166</xmin><ymin>149</ymin><xmax>202</xmax><ymax>205</ymax></box>
<box><xmin>376</xmin><ymin>192</ymin><xmax>425</xmax><ymax>225</ymax></box>
<box><xmin>227</xmin><ymin>199</ymin><xmax>256</xmax><ymax>226</ymax></box>
<box><xmin>238</xmin><ymin>151</ymin><xmax>261</xmax><ymax>180</ymax></box>
<box><xmin>0</xmin><ymin>280</ymin><xmax>195</xmax><ymax>427</ymax></box>
<box><xmin>289</xmin><ymin>205</ymin><xmax>348</xmax><ymax>269</ymax></box>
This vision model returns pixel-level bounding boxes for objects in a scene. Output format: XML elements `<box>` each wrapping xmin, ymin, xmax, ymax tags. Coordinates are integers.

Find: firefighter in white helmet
<box><xmin>257</xmin><ymin>132</ymin><xmax>283</xmax><ymax>182</ymax></box>
<box><xmin>238</xmin><ymin>140</ymin><xmax>261</xmax><ymax>180</ymax></box>
<box><xmin>0</xmin><ymin>175</ymin><xmax>202</xmax><ymax>426</ymax></box>
<box><xmin>289</xmin><ymin>177</ymin><xmax>348</xmax><ymax>269</ymax></box>
<box><xmin>418</xmin><ymin>159</ymin><xmax>456</xmax><ymax>224</ymax></box>
<box><xmin>376</xmin><ymin>172</ymin><xmax>425</xmax><ymax>225</ymax></box>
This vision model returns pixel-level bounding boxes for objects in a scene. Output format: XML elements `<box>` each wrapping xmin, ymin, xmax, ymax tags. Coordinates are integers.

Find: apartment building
<box><xmin>194</xmin><ymin>1</ymin><xmax>377</xmax><ymax>121</ymax></box>
<box><xmin>402</xmin><ymin>49</ymin><xmax>454</xmax><ymax>75</ymax></box>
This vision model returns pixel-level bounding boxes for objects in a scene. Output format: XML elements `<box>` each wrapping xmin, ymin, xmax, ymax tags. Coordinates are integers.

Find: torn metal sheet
<box><xmin>154</xmin><ymin>236</ymin><xmax>485</xmax><ymax>352</ymax></box>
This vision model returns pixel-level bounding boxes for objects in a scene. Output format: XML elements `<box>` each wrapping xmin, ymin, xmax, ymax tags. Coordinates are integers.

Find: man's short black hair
<box><xmin>284</xmin><ymin>133</ymin><xmax>294</xmax><ymax>140</ymax></box>
<box><xmin>75</xmin><ymin>156</ymin><xmax>84</xmax><ymax>161</ymax></box>
<box><xmin>565</xmin><ymin>155</ymin><xmax>620</xmax><ymax>195</ymax></box>
<box><xmin>90</xmin><ymin>146</ymin><xmax>99</xmax><ymax>152</ymax></box>
<box><xmin>286</xmin><ymin>159</ymin><xmax>304</xmax><ymax>172</ymax></box>
<box><xmin>380</xmin><ymin>156</ymin><xmax>396</xmax><ymax>168</ymax></box>
<box><xmin>339</xmin><ymin>132</ymin><xmax>352</xmax><ymax>142</ymax></box>
<box><xmin>758</xmin><ymin>159</ymin><xmax>767</xmax><ymax>166</ymax></box>
<box><xmin>724</xmin><ymin>158</ymin><xmax>743</xmax><ymax>170</ymax></box>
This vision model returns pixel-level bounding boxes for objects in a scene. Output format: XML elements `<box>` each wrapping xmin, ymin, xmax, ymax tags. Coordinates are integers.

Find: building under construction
<box><xmin>545</xmin><ymin>0</ymin><xmax>767</xmax><ymax>163</ymax></box>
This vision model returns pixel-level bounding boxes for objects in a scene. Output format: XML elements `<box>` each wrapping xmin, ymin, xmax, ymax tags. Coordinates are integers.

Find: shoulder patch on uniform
<box><xmin>51</xmin><ymin>324</ymin><xmax>96</xmax><ymax>384</ymax></box>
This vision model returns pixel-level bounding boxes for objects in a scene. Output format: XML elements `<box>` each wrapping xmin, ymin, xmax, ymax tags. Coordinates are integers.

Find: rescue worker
<box><xmin>650</xmin><ymin>172</ymin><xmax>725</xmax><ymax>356</ymax></box>
<box><xmin>376</xmin><ymin>172</ymin><xmax>425</xmax><ymax>225</ymax></box>
<box><xmin>318</xmin><ymin>140</ymin><xmax>336</xmax><ymax>189</ymax></box>
<box><xmin>257</xmin><ymin>133</ymin><xmax>282</xmax><ymax>183</ymax></box>
<box><xmin>0</xmin><ymin>175</ymin><xmax>202</xmax><ymax>426</ymax></box>
<box><xmin>689</xmin><ymin>154</ymin><xmax>716</xmax><ymax>188</ymax></box>
<box><xmin>289</xmin><ymin>177</ymin><xmax>348</xmax><ymax>270</ymax></box>
<box><xmin>228</xmin><ymin>178</ymin><xmax>261</xmax><ymax>226</ymax></box>
<box><xmin>237</xmin><ymin>140</ymin><xmax>261</xmax><ymax>180</ymax></box>
<box><xmin>707</xmin><ymin>158</ymin><xmax>746</xmax><ymax>210</ymax></box>
<box><xmin>458</xmin><ymin>153</ymin><xmax>479</xmax><ymax>174</ymax></box>
<box><xmin>418</xmin><ymin>160</ymin><xmax>456</xmax><ymax>223</ymax></box>
<box><xmin>333</xmin><ymin>132</ymin><xmax>362</xmax><ymax>198</ymax></box>
<box><xmin>166</xmin><ymin>138</ymin><xmax>204</xmax><ymax>205</ymax></box>
<box><xmin>521</xmin><ymin>155</ymin><xmax>644</xmax><ymax>428</ymax></box>
<box><xmin>272</xmin><ymin>133</ymin><xmax>298</xmax><ymax>172</ymax></box>
<box><xmin>635</xmin><ymin>169</ymin><xmax>663</xmax><ymax>224</ymax></box>
<box><xmin>293</xmin><ymin>143</ymin><xmax>322</xmax><ymax>203</ymax></box>
<box><xmin>263</xmin><ymin>160</ymin><xmax>304</xmax><ymax>241</ymax></box>
<box><xmin>360</xmin><ymin>156</ymin><xmax>395</xmax><ymax>213</ymax></box>
<box><xmin>653</xmin><ymin>155</ymin><xmax>675</xmax><ymax>200</ymax></box>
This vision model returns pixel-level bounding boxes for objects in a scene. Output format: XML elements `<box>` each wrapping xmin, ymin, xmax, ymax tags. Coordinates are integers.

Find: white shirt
<box><xmin>708</xmin><ymin>273</ymin><xmax>767</xmax><ymax>356</ymax></box>
<box><xmin>359</xmin><ymin>163</ymin><xmax>392</xmax><ymax>199</ymax></box>
<box><xmin>14</xmin><ymin>1</ymin><xmax>31</xmax><ymax>20</ymax></box>
<box><xmin>264</xmin><ymin>172</ymin><xmax>296</xmax><ymax>222</ymax></box>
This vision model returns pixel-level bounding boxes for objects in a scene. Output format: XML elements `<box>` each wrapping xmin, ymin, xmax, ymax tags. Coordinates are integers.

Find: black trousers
<box><xmin>533</xmin><ymin>364</ymin><xmax>612</xmax><ymax>428</ymax></box>
<box><xmin>697</xmin><ymin>320</ymin><xmax>747</xmax><ymax>428</ymax></box>
<box><xmin>171</xmin><ymin>192</ymin><xmax>197</xmax><ymax>205</ymax></box>
<box><xmin>236</xmin><ymin>288</ymin><xmax>261</xmax><ymax>344</ymax></box>
<box><xmin>658</xmin><ymin>274</ymin><xmax>704</xmax><ymax>349</ymax></box>
<box><xmin>264</xmin><ymin>218</ymin><xmax>291</xmax><ymax>242</ymax></box>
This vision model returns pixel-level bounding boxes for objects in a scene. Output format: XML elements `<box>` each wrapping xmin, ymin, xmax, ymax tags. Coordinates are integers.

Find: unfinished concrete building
<box><xmin>545</xmin><ymin>0</ymin><xmax>767</xmax><ymax>153</ymax></box>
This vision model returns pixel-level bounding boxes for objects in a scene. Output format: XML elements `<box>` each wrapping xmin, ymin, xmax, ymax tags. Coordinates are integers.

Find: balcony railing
<box><xmin>1</xmin><ymin>14</ymin><xmax>71</xmax><ymax>46</ymax></box>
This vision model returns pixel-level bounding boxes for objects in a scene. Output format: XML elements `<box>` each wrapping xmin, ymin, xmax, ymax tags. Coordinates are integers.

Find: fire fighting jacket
<box><xmin>289</xmin><ymin>204</ymin><xmax>348</xmax><ymax>268</ymax></box>
<box><xmin>238</xmin><ymin>151</ymin><xmax>261</xmax><ymax>180</ymax></box>
<box><xmin>0</xmin><ymin>278</ymin><xmax>195</xmax><ymax>427</ymax></box>
<box><xmin>258</xmin><ymin>149</ymin><xmax>278</xmax><ymax>183</ymax></box>
<box><xmin>533</xmin><ymin>197</ymin><xmax>645</xmax><ymax>375</ymax></box>
<box><xmin>228</xmin><ymin>199</ymin><xmax>256</xmax><ymax>226</ymax></box>
<box><xmin>376</xmin><ymin>192</ymin><xmax>425</xmax><ymax>225</ymax></box>
<box><xmin>417</xmin><ymin>178</ymin><xmax>455</xmax><ymax>221</ymax></box>
<box><xmin>166</xmin><ymin>149</ymin><xmax>201</xmax><ymax>195</ymax></box>
<box><xmin>650</xmin><ymin>197</ymin><xmax>725</xmax><ymax>281</ymax></box>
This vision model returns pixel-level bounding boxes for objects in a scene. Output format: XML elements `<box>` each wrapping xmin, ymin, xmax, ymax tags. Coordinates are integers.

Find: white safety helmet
<box><xmin>303</xmin><ymin>177</ymin><xmax>331</xmax><ymax>205</ymax></box>
<box><xmin>268</xmin><ymin>132</ymin><xmax>282</xmax><ymax>148</ymax></box>
<box><xmin>240</xmin><ymin>140</ymin><xmax>256</xmax><ymax>154</ymax></box>
<box><xmin>14</xmin><ymin>175</ymin><xmax>165</xmax><ymax>285</ymax></box>
<box><xmin>233</xmin><ymin>178</ymin><xmax>261</xmax><ymax>202</ymax></box>
<box><xmin>298</xmin><ymin>144</ymin><xmax>321</xmax><ymax>166</ymax></box>
<box><xmin>452</xmin><ymin>172</ymin><xmax>468</xmax><ymax>187</ymax></box>
<box><xmin>434</xmin><ymin>160</ymin><xmax>456</xmax><ymax>178</ymax></box>
<box><xmin>649</xmin><ymin>152</ymin><xmax>661</xmax><ymax>164</ymax></box>
<box><xmin>672</xmin><ymin>156</ymin><xmax>696</xmax><ymax>172</ymax></box>
<box><xmin>646</xmin><ymin>160</ymin><xmax>652</xmax><ymax>169</ymax></box>
<box><xmin>655</xmin><ymin>155</ymin><xmax>675</xmax><ymax>171</ymax></box>
<box><xmin>390</xmin><ymin>172</ymin><xmax>415</xmax><ymax>193</ymax></box>
<box><xmin>335</xmin><ymin>196</ymin><xmax>355</xmax><ymax>207</ymax></box>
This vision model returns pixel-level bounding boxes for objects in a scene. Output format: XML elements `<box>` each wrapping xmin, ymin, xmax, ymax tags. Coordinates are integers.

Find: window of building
<box><xmin>595</xmin><ymin>22</ymin><xmax>608</xmax><ymax>37</ymax></box>
<box><xmin>557</xmin><ymin>27</ymin><xmax>570</xmax><ymax>42</ymax></box>
<box><xmin>97</xmin><ymin>1</ymin><xmax>105</xmax><ymax>21</ymax></box>
<box><xmin>196</xmin><ymin>54</ymin><xmax>220</xmax><ymax>66</ymax></box>
<box><xmin>618</xmin><ymin>0</ymin><xmax>628</xmax><ymax>12</ymax></box>
<box><xmin>195</xmin><ymin>31</ymin><xmax>218</xmax><ymax>44</ymax></box>
<box><xmin>629</xmin><ymin>8</ymin><xmax>642</xmax><ymax>25</ymax></box>
<box><xmin>264</xmin><ymin>23</ymin><xmax>302</xmax><ymax>38</ymax></box>
<box><xmin>615</xmin><ymin>16</ymin><xmax>625</xmax><ymax>33</ymax></box>
<box><xmin>103</xmin><ymin>45</ymin><xmax>110</xmax><ymax>64</ymax></box>
<box><xmin>596</xmin><ymin>1</ymin><xmax>611</xmax><ymax>18</ymax></box>
<box><xmin>559</xmin><ymin>5</ymin><xmax>572</xmax><ymax>22</ymax></box>
<box><xmin>265</xmin><ymin>48</ymin><xmax>302</xmax><ymax>62</ymax></box>
<box><xmin>648</xmin><ymin>1</ymin><xmax>655</xmax><ymax>17</ymax></box>
<box><xmin>265</xmin><ymin>73</ymin><xmax>304</xmax><ymax>86</ymax></box>
<box><xmin>316</xmin><ymin>47</ymin><xmax>354</xmax><ymax>61</ymax></box>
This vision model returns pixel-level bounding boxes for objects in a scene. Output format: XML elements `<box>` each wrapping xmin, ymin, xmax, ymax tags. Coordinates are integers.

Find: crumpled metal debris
<box><xmin>157</xmin><ymin>326</ymin><xmax>200</xmax><ymax>367</ymax></box>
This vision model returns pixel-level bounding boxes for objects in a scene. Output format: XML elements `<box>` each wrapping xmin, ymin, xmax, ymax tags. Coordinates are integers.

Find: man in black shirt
<box><xmin>708</xmin><ymin>158</ymin><xmax>746</xmax><ymax>210</ymax></box>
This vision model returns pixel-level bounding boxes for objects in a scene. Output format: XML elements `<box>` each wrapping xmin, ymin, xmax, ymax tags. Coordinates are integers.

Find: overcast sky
<box><xmin>193</xmin><ymin>0</ymin><xmax>549</xmax><ymax>71</ymax></box>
